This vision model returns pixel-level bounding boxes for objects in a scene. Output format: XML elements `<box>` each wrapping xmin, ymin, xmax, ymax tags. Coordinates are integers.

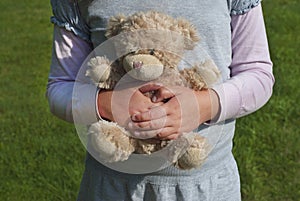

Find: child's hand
<box><xmin>97</xmin><ymin>86</ymin><xmax>163</xmax><ymax>133</ymax></box>
<box><xmin>129</xmin><ymin>84</ymin><xmax>220</xmax><ymax>140</ymax></box>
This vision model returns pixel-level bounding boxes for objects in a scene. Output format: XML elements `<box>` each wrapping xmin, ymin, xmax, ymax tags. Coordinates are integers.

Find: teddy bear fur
<box><xmin>85</xmin><ymin>11</ymin><xmax>220</xmax><ymax>170</ymax></box>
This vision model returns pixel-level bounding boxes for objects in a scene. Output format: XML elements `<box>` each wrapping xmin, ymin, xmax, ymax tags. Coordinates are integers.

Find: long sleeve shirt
<box><xmin>46</xmin><ymin>4</ymin><xmax>274</xmax><ymax>124</ymax></box>
<box><xmin>47</xmin><ymin>2</ymin><xmax>275</xmax><ymax>196</ymax></box>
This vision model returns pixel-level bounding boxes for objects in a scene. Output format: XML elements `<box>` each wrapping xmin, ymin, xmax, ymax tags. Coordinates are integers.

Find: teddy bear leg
<box><xmin>88</xmin><ymin>121</ymin><xmax>135</xmax><ymax>163</ymax></box>
<box><xmin>176</xmin><ymin>135</ymin><xmax>211</xmax><ymax>170</ymax></box>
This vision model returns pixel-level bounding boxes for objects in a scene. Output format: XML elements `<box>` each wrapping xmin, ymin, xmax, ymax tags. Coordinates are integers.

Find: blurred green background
<box><xmin>0</xmin><ymin>0</ymin><xmax>299</xmax><ymax>200</ymax></box>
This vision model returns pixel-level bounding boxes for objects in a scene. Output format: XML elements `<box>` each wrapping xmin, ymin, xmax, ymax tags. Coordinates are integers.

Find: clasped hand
<box><xmin>98</xmin><ymin>83</ymin><xmax>218</xmax><ymax>140</ymax></box>
<box><xmin>128</xmin><ymin>83</ymin><xmax>205</xmax><ymax>140</ymax></box>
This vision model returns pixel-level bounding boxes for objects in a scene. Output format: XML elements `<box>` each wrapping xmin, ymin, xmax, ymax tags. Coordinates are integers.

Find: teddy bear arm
<box><xmin>179</xmin><ymin>68</ymin><xmax>207</xmax><ymax>91</ymax></box>
<box><xmin>86</xmin><ymin>56</ymin><xmax>126</xmax><ymax>90</ymax></box>
<box><xmin>179</xmin><ymin>59</ymin><xmax>221</xmax><ymax>91</ymax></box>
<box><xmin>103</xmin><ymin>62</ymin><xmax>127</xmax><ymax>89</ymax></box>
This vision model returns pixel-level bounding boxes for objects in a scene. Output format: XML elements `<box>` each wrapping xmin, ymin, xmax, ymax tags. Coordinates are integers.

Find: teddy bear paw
<box><xmin>176</xmin><ymin>135</ymin><xmax>211</xmax><ymax>170</ymax></box>
<box><xmin>88</xmin><ymin>121</ymin><xmax>135</xmax><ymax>163</ymax></box>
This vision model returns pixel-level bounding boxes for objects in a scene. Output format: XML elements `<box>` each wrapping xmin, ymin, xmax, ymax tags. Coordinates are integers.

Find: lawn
<box><xmin>0</xmin><ymin>0</ymin><xmax>299</xmax><ymax>201</ymax></box>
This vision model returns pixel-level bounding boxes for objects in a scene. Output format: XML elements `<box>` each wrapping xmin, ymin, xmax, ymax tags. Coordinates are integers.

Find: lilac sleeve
<box><xmin>46</xmin><ymin>26</ymin><xmax>99</xmax><ymax>124</ymax></box>
<box><xmin>47</xmin><ymin>4</ymin><xmax>274</xmax><ymax>124</ymax></box>
<box><xmin>212</xmin><ymin>4</ymin><xmax>275</xmax><ymax>122</ymax></box>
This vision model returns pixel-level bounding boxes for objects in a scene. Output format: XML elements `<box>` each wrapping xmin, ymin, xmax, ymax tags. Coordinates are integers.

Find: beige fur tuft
<box><xmin>89</xmin><ymin>121</ymin><xmax>135</xmax><ymax>162</ymax></box>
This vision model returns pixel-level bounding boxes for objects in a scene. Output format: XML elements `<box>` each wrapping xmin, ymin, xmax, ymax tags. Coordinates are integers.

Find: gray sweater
<box><xmin>49</xmin><ymin>0</ymin><xmax>264</xmax><ymax>200</ymax></box>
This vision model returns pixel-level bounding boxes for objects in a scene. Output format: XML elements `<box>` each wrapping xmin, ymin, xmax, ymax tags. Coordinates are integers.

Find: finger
<box><xmin>128</xmin><ymin>117</ymin><xmax>170</xmax><ymax>131</ymax></box>
<box><xmin>139</xmin><ymin>83</ymin><xmax>163</xmax><ymax>93</ymax></box>
<box><xmin>160</xmin><ymin>133</ymin><xmax>181</xmax><ymax>140</ymax></box>
<box><xmin>132</xmin><ymin>106</ymin><xmax>167</xmax><ymax>122</ymax></box>
<box><xmin>153</xmin><ymin>87</ymin><xmax>175</xmax><ymax>102</ymax></box>
<box><xmin>132</xmin><ymin>126</ymin><xmax>181</xmax><ymax>140</ymax></box>
<box><xmin>131</xmin><ymin>128</ymin><xmax>163</xmax><ymax>139</ymax></box>
<box><xmin>156</xmin><ymin>128</ymin><xmax>177</xmax><ymax>139</ymax></box>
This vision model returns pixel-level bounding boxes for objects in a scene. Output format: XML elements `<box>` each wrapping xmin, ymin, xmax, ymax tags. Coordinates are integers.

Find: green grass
<box><xmin>233</xmin><ymin>1</ymin><xmax>300</xmax><ymax>200</ymax></box>
<box><xmin>0</xmin><ymin>1</ymin><xmax>85</xmax><ymax>200</ymax></box>
<box><xmin>0</xmin><ymin>0</ymin><xmax>299</xmax><ymax>200</ymax></box>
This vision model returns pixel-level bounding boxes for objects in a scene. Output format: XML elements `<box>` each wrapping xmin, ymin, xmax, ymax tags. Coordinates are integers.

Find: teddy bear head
<box><xmin>106</xmin><ymin>11</ymin><xmax>200</xmax><ymax>81</ymax></box>
<box><xmin>86</xmin><ymin>11</ymin><xmax>202</xmax><ymax>88</ymax></box>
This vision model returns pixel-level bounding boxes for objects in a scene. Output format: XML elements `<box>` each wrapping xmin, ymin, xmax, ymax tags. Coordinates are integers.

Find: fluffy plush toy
<box><xmin>85</xmin><ymin>11</ymin><xmax>220</xmax><ymax>170</ymax></box>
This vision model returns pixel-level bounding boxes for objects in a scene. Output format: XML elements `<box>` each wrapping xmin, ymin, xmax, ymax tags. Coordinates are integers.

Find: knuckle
<box><xmin>157</xmin><ymin>131</ymin><xmax>167</xmax><ymax>138</ymax></box>
<box><xmin>136</xmin><ymin>115</ymin><xmax>143</xmax><ymax>121</ymax></box>
<box><xmin>149</xmin><ymin>122</ymin><xmax>154</xmax><ymax>129</ymax></box>
<box><xmin>134</xmin><ymin>113</ymin><xmax>146</xmax><ymax>122</ymax></box>
<box><xmin>150</xmin><ymin>120</ymin><xmax>160</xmax><ymax>129</ymax></box>
<box><xmin>138</xmin><ymin>122</ymin><xmax>147</xmax><ymax>128</ymax></box>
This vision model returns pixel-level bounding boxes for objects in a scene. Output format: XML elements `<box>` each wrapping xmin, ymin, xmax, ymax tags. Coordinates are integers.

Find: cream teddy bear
<box><xmin>85</xmin><ymin>11</ymin><xmax>220</xmax><ymax>170</ymax></box>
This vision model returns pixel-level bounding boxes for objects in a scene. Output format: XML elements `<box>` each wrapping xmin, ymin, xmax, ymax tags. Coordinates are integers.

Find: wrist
<box><xmin>97</xmin><ymin>90</ymin><xmax>113</xmax><ymax>121</ymax></box>
<box><xmin>208</xmin><ymin>89</ymin><xmax>221</xmax><ymax>122</ymax></box>
<box><xmin>194</xmin><ymin>89</ymin><xmax>220</xmax><ymax>124</ymax></box>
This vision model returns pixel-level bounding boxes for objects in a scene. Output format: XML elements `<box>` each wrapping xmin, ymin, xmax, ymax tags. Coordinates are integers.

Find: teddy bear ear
<box><xmin>105</xmin><ymin>14</ymin><xmax>127</xmax><ymax>38</ymax></box>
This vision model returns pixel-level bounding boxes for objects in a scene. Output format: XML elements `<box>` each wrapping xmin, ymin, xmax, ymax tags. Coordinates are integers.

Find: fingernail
<box><xmin>134</xmin><ymin>131</ymin><xmax>140</xmax><ymax>137</ymax></box>
<box><xmin>155</xmin><ymin>83</ymin><xmax>163</xmax><ymax>86</ymax></box>
<box><xmin>132</xmin><ymin>114</ymin><xmax>137</xmax><ymax>121</ymax></box>
<box><xmin>152</xmin><ymin>96</ymin><xmax>157</xmax><ymax>102</ymax></box>
<box><xmin>128</xmin><ymin>122</ymin><xmax>133</xmax><ymax>129</ymax></box>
